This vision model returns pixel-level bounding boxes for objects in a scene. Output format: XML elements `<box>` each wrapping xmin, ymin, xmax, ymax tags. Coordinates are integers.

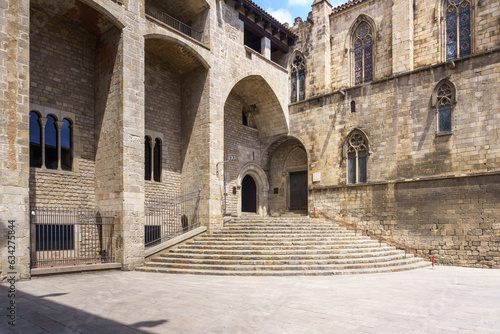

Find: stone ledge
<box><xmin>145</xmin><ymin>226</ymin><xmax>207</xmax><ymax>258</ymax></box>
<box><xmin>31</xmin><ymin>263</ymin><xmax>122</xmax><ymax>276</ymax></box>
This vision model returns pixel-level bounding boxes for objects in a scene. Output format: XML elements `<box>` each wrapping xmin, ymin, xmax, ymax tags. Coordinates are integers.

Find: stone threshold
<box><xmin>31</xmin><ymin>263</ymin><xmax>122</xmax><ymax>277</ymax></box>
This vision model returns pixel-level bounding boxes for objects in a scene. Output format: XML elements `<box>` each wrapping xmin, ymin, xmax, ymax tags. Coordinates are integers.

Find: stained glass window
<box><xmin>290</xmin><ymin>54</ymin><xmax>306</xmax><ymax>103</ymax></box>
<box><xmin>354</xmin><ymin>23</ymin><xmax>373</xmax><ymax>85</ymax></box>
<box><xmin>436</xmin><ymin>83</ymin><xmax>453</xmax><ymax>133</ymax></box>
<box><xmin>445</xmin><ymin>0</ymin><xmax>471</xmax><ymax>61</ymax></box>
<box><xmin>347</xmin><ymin>130</ymin><xmax>368</xmax><ymax>184</ymax></box>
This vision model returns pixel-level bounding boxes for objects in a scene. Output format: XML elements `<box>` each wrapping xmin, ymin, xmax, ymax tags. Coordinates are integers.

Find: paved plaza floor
<box><xmin>1</xmin><ymin>266</ymin><xmax>499</xmax><ymax>333</ymax></box>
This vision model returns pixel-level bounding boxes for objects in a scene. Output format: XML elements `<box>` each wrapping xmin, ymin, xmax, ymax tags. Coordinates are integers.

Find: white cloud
<box><xmin>267</xmin><ymin>7</ymin><xmax>293</xmax><ymax>25</ymax></box>
<box><xmin>288</xmin><ymin>0</ymin><xmax>310</xmax><ymax>6</ymax></box>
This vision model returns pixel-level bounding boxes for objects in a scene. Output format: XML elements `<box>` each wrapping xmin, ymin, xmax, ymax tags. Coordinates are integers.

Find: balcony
<box><xmin>145</xmin><ymin>4</ymin><xmax>205</xmax><ymax>45</ymax></box>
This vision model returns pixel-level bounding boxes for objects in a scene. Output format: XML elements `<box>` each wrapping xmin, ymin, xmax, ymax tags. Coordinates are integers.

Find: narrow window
<box><xmin>354</xmin><ymin>23</ymin><xmax>373</xmax><ymax>85</ymax></box>
<box><xmin>436</xmin><ymin>83</ymin><xmax>453</xmax><ymax>133</ymax></box>
<box><xmin>290</xmin><ymin>54</ymin><xmax>306</xmax><ymax>103</ymax></box>
<box><xmin>45</xmin><ymin>115</ymin><xmax>58</xmax><ymax>170</ymax></box>
<box><xmin>145</xmin><ymin>136</ymin><xmax>152</xmax><ymax>181</ymax></box>
<box><xmin>347</xmin><ymin>130</ymin><xmax>368</xmax><ymax>184</ymax></box>
<box><xmin>242</xmin><ymin>110</ymin><xmax>248</xmax><ymax>126</ymax></box>
<box><xmin>351</xmin><ymin>101</ymin><xmax>356</xmax><ymax>113</ymax></box>
<box><xmin>30</xmin><ymin>111</ymin><xmax>42</xmax><ymax>168</ymax></box>
<box><xmin>153</xmin><ymin>138</ymin><xmax>161</xmax><ymax>182</ymax></box>
<box><xmin>61</xmin><ymin>119</ymin><xmax>72</xmax><ymax>171</ymax></box>
<box><xmin>445</xmin><ymin>0</ymin><xmax>471</xmax><ymax>61</ymax></box>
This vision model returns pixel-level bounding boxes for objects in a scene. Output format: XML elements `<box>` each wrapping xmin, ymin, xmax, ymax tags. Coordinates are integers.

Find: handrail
<box><xmin>314</xmin><ymin>208</ymin><xmax>435</xmax><ymax>268</ymax></box>
<box><xmin>145</xmin><ymin>5</ymin><xmax>205</xmax><ymax>44</ymax></box>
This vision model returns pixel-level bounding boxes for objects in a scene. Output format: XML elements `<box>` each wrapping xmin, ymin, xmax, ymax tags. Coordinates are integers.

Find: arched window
<box><xmin>353</xmin><ymin>22</ymin><xmax>373</xmax><ymax>85</ymax></box>
<box><xmin>45</xmin><ymin>115</ymin><xmax>58</xmax><ymax>170</ymax></box>
<box><xmin>61</xmin><ymin>118</ymin><xmax>72</xmax><ymax>171</ymax></box>
<box><xmin>445</xmin><ymin>0</ymin><xmax>471</xmax><ymax>61</ymax></box>
<box><xmin>434</xmin><ymin>81</ymin><xmax>456</xmax><ymax>133</ymax></box>
<box><xmin>153</xmin><ymin>138</ymin><xmax>162</xmax><ymax>182</ymax></box>
<box><xmin>346</xmin><ymin>130</ymin><xmax>368</xmax><ymax>184</ymax></box>
<box><xmin>144</xmin><ymin>136</ymin><xmax>152</xmax><ymax>181</ymax></box>
<box><xmin>29</xmin><ymin>111</ymin><xmax>42</xmax><ymax>168</ymax></box>
<box><xmin>290</xmin><ymin>54</ymin><xmax>306</xmax><ymax>103</ymax></box>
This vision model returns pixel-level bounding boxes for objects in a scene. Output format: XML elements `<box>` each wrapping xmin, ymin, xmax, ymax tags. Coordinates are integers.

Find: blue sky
<box><xmin>251</xmin><ymin>0</ymin><xmax>347</xmax><ymax>25</ymax></box>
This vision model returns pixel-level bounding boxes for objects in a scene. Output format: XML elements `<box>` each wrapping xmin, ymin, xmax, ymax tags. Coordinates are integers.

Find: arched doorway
<box><xmin>241</xmin><ymin>175</ymin><xmax>257</xmax><ymax>213</ymax></box>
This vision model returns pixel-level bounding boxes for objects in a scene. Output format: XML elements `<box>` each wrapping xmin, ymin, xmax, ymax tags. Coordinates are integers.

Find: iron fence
<box><xmin>145</xmin><ymin>5</ymin><xmax>205</xmax><ymax>44</ymax></box>
<box><xmin>145</xmin><ymin>187</ymin><xmax>201</xmax><ymax>248</ymax></box>
<box><xmin>30</xmin><ymin>207</ymin><xmax>115</xmax><ymax>268</ymax></box>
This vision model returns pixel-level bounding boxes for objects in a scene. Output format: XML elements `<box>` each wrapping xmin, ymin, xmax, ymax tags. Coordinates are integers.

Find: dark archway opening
<box><xmin>241</xmin><ymin>175</ymin><xmax>257</xmax><ymax>213</ymax></box>
<box><xmin>289</xmin><ymin>171</ymin><xmax>308</xmax><ymax>211</ymax></box>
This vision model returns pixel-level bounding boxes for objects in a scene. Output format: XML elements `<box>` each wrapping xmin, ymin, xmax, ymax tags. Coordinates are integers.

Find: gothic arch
<box><xmin>237</xmin><ymin>163</ymin><xmax>269</xmax><ymax>217</ymax></box>
<box><xmin>431</xmin><ymin>79</ymin><xmax>458</xmax><ymax>133</ymax></box>
<box><xmin>435</xmin><ymin>0</ymin><xmax>475</xmax><ymax>62</ymax></box>
<box><xmin>346</xmin><ymin>14</ymin><xmax>377</xmax><ymax>86</ymax></box>
<box><xmin>289</xmin><ymin>51</ymin><xmax>307</xmax><ymax>103</ymax></box>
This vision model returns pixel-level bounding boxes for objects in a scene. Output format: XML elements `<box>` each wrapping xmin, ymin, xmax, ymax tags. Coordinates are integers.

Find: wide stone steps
<box><xmin>137</xmin><ymin>218</ymin><xmax>431</xmax><ymax>275</ymax></box>
<box><xmin>150</xmin><ymin>253</ymin><xmax>411</xmax><ymax>266</ymax></box>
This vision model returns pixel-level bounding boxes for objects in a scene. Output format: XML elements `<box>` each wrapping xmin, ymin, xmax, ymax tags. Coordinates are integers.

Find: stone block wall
<box><xmin>29</xmin><ymin>6</ymin><xmax>96</xmax><ymax>208</ymax></box>
<box><xmin>313</xmin><ymin>174</ymin><xmax>500</xmax><ymax>268</ymax></box>
<box><xmin>223</xmin><ymin>92</ymin><xmax>261</xmax><ymax>215</ymax></box>
<box><xmin>144</xmin><ymin>51</ymin><xmax>182</xmax><ymax>200</ymax></box>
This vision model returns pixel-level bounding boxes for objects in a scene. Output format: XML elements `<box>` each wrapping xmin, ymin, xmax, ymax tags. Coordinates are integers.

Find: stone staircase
<box><xmin>136</xmin><ymin>218</ymin><xmax>431</xmax><ymax>275</ymax></box>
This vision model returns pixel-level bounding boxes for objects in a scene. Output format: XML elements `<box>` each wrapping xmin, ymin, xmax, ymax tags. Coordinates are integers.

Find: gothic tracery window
<box><xmin>436</xmin><ymin>82</ymin><xmax>454</xmax><ymax>133</ymax></box>
<box><xmin>445</xmin><ymin>0</ymin><xmax>471</xmax><ymax>61</ymax></box>
<box><xmin>354</xmin><ymin>22</ymin><xmax>373</xmax><ymax>85</ymax></box>
<box><xmin>346</xmin><ymin>130</ymin><xmax>368</xmax><ymax>184</ymax></box>
<box><xmin>290</xmin><ymin>54</ymin><xmax>306</xmax><ymax>103</ymax></box>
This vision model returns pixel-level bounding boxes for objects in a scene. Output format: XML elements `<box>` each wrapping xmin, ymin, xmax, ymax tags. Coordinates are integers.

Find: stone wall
<box><xmin>144</xmin><ymin>51</ymin><xmax>182</xmax><ymax>200</ymax></box>
<box><xmin>223</xmin><ymin>92</ymin><xmax>261</xmax><ymax>216</ymax></box>
<box><xmin>313</xmin><ymin>174</ymin><xmax>500</xmax><ymax>268</ymax></box>
<box><xmin>29</xmin><ymin>6</ymin><xmax>97</xmax><ymax>208</ymax></box>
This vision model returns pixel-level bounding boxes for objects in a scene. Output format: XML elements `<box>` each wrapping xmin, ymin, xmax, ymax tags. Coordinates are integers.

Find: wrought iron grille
<box><xmin>30</xmin><ymin>207</ymin><xmax>115</xmax><ymax>268</ymax></box>
<box><xmin>145</xmin><ymin>187</ymin><xmax>201</xmax><ymax>248</ymax></box>
<box><xmin>145</xmin><ymin>5</ymin><xmax>205</xmax><ymax>44</ymax></box>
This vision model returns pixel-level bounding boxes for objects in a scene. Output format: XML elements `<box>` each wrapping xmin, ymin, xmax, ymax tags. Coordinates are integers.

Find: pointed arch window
<box><xmin>153</xmin><ymin>138</ymin><xmax>162</xmax><ymax>182</ymax></box>
<box><xmin>290</xmin><ymin>54</ymin><xmax>306</xmax><ymax>103</ymax></box>
<box><xmin>145</xmin><ymin>136</ymin><xmax>152</xmax><ymax>181</ymax></box>
<box><xmin>29</xmin><ymin>111</ymin><xmax>43</xmax><ymax>168</ymax></box>
<box><xmin>61</xmin><ymin>119</ymin><xmax>72</xmax><ymax>171</ymax></box>
<box><xmin>45</xmin><ymin>115</ymin><xmax>58</xmax><ymax>170</ymax></box>
<box><xmin>346</xmin><ymin>130</ymin><xmax>368</xmax><ymax>184</ymax></box>
<box><xmin>354</xmin><ymin>22</ymin><xmax>373</xmax><ymax>85</ymax></box>
<box><xmin>434</xmin><ymin>81</ymin><xmax>456</xmax><ymax>133</ymax></box>
<box><xmin>445</xmin><ymin>0</ymin><xmax>471</xmax><ymax>61</ymax></box>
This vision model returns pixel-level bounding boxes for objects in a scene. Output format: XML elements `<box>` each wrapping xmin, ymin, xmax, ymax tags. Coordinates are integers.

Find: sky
<box><xmin>250</xmin><ymin>0</ymin><xmax>348</xmax><ymax>25</ymax></box>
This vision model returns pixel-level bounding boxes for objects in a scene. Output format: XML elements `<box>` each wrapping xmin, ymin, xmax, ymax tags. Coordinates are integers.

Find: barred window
<box><xmin>346</xmin><ymin>130</ymin><xmax>368</xmax><ymax>184</ymax></box>
<box><xmin>354</xmin><ymin>23</ymin><xmax>373</xmax><ymax>85</ymax></box>
<box><xmin>290</xmin><ymin>54</ymin><xmax>306</xmax><ymax>103</ymax></box>
<box><xmin>445</xmin><ymin>0</ymin><xmax>471</xmax><ymax>61</ymax></box>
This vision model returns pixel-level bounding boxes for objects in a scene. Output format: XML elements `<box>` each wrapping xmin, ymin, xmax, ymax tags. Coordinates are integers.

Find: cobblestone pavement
<box><xmin>1</xmin><ymin>266</ymin><xmax>499</xmax><ymax>333</ymax></box>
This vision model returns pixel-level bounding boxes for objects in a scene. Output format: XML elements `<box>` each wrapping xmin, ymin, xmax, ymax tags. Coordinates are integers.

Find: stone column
<box><xmin>94</xmin><ymin>14</ymin><xmax>145</xmax><ymax>270</ymax></box>
<box><xmin>261</xmin><ymin>37</ymin><xmax>271</xmax><ymax>60</ymax></box>
<box><xmin>56</xmin><ymin>120</ymin><xmax>64</xmax><ymax>170</ymax></box>
<box><xmin>0</xmin><ymin>0</ymin><xmax>31</xmax><ymax>280</ymax></box>
<box><xmin>310</xmin><ymin>0</ymin><xmax>332</xmax><ymax>96</ymax></box>
<box><xmin>39</xmin><ymin>117</ymin><xmax>47</xmax><ymax>168</ymax></box>
<box><xmin>392</xmin><ymin>0</ymin><xmax>414</xmax><ymax>74</ymax></box>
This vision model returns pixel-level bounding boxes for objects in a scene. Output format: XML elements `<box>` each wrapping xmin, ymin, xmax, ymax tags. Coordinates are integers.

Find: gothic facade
<box><xmin>0</xmin><ymin>0</ymin><xmax>498</xmax><ymax>279</ymax></box>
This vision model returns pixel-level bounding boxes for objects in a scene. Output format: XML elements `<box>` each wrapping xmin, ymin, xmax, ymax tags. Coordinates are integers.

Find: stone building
<box><xmin>0</xmin><ymin>0</ymin><xmax>498</xmax><ymax>279</ymax></box>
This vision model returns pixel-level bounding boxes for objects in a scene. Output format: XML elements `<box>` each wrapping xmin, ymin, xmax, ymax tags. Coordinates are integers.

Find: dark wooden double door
<box><xmin>289</xmin><ymin>171</ymin><xmax>307</xmax><ymax>211</ymax></box>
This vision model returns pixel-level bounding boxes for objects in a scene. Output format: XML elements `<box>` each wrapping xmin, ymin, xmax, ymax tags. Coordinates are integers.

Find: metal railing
<box><xmin>314</xmin><ymin>208</ymin><xmax>435</xmax><ymax>267</ymax></box>
<box><xmin>145</xmin><ymin>5</ymin><xmax>205</xmax><ymax>44</ymax></box>
<box><xmin>145</xmin><ymin>187</ymin><xmax>201</xmax><ymax>248</ymax></box>
<box><xmin>30</xmin><ymin>207</ymin><xmax>115</xmax><ymax>268</ymax></box>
